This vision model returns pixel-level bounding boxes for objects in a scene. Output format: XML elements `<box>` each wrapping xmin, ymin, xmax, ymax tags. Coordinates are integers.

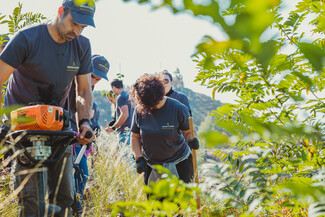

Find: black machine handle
<box><xmin>85</xmin><ymin>131</ymin><xmax>92</xmax><ymax>139</ymax></box>
<box><xmin>4</xmin><ymin>130</ymin><xmax>93</xmax><ymax>167</ymax></box>
<box><xmin>69</xmin><ymin>130</ymin><xmax>93</xmax><ymax>144</ymax></box>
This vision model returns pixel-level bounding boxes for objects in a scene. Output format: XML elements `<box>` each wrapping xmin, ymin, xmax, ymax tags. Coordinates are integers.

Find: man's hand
<box><xmin>78</xmin><ymin>122</ymin><xmax>94</xmax><ymax>144</ymax></box>
<box><xmin>136</xmin><ymin>157</ymin><xmax>147</xmax><ymax>174</ymax></box>
<box><xmin>105</xmin><ymin>119</ymin><xmax>115</xmax><ymax>134</ymax></box>
<box><xmin>188</xmin><ymin>138</ymin><xmax>199</xmax><ymax>150</ymax></box>
<box><xmin>105</xmin><ymin>127</ymin><xmax>114</xmax><ymax>134</ymax></box>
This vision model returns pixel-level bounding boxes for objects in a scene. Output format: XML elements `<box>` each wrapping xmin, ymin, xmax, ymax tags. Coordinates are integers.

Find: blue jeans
<box><xmin>74</xmin><ymin>147</ymin><xmax>89</xmax><ymax>214</ymax></box>
<box><xmin>117</xmin><ymin>131</ymin><xmax>130</xmax><ymax>147</ymax></box>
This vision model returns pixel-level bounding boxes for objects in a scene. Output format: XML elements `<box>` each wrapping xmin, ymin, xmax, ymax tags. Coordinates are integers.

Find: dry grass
<box><xmin>0</xmin><ymin>131</ymin><xmax>209</xmax><ymax>216</ymax></box>
<box><xmin>84</xmin><ymin>132</ymin><xmax>146</xmax><ymax>216</ymax></box>
<box><xmin>0</xmin><ymin>131</ymin><xmax>145</xmax><ymax>217</ymax></box>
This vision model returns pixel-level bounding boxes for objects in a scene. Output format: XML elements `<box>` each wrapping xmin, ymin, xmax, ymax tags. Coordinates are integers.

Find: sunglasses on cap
<box><xmin>106</xmin><ymin>92</ymin><xmax>115</xmax><ymax>98</ymax></box>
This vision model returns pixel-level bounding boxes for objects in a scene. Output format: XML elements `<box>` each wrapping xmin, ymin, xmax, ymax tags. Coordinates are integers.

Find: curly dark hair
<box><xmin>131</xmin><ymin>74</ymin><xmax>165</xmax><ymax>114</ymax></box>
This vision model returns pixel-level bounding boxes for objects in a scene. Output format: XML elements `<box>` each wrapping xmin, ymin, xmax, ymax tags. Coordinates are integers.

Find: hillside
<box><xmin>93</xmin><ymin>87</ymin><xmax>223</xmax><ymax>130</ymax></box>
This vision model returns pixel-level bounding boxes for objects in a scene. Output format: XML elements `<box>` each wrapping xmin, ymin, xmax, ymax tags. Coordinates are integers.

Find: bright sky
<box><xmin>0</xmin><ymin>0</ymin><xmax>239</xmax><ymax>103</ymax></box>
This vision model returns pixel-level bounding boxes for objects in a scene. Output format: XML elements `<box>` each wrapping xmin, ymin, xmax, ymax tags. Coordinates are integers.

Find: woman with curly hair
<box><xmin>130</xmin><ymin>74</ymin><xmax>199</xmax><ymax>185</ymax></box>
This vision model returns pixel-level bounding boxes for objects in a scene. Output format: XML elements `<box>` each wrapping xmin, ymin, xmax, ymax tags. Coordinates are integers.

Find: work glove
<box><xmin>188</xmin><ymin>138</ymin><xmax>199</xmax><ymax>150</ymax></box>
<box><xmin>136</xmin><ymin>157</ymin><xmax>147</xmax><ymax>174</ymax></box>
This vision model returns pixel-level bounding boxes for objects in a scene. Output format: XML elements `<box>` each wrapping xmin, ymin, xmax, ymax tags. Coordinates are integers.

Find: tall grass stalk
<box><xmin>85</xmin><ymin>131</ymin><xmax>146</xmax><ymax>216</ymax></box>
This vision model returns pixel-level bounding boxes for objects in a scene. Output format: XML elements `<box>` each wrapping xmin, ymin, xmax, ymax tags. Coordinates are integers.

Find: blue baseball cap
<box><xmin>62</xmin><ymin>0</ymin><xmax>96</xmax><ymax>28</ymax></box>
<box><xmin>92</xmin><ymin>55</ymin><xmax>109</xmax><ymax>81</ymax></box>
<box><xmin>0</xmin><ymin>35</ymin><xmax>10</xmax><ymax>46</ymax></box>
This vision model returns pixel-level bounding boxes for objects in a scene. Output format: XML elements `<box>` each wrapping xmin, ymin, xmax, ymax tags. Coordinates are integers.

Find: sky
<box><xmin>0</xmin><ymin>0</ymin><xmax>239</xmax><ymax>103</ymax></box>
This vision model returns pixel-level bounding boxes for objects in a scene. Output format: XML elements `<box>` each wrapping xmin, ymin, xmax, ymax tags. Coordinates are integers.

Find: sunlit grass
<box><xmin>84</xmin><ymin>131</ymin><xmax>146</xmax><ymax>216</ymax></box>
<box><xmin>0</xmin><ymin>131</ymin><xmax>209</xmax><ymax>216</ymax></box>
<box><xmin>0</xmin><ymin>171</ymin><xmax>19</xmax><ymax>216</ymax></box>
<box><xmin>0</xmin><ymin>131</ymin><xmax>145</xmax><ymax>217</ymax></box>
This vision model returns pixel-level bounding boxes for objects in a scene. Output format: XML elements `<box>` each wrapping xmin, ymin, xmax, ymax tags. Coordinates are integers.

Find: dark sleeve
<box><xmin>179</xmin><ymin>94</ymin><xmax>192</xmax><ymax>116</ymax></box>
<box><xmin>131</xmin><ymin>109</ymin><xmax>140</xmax><ymax>134</ymax></box>
<box><xmin>77</xmin><ymin>38</ymin><xmax>93</xmax><ymax>75</ymax></box>
<box><xmin>0</xmin><ymin>31</ymin><xmax>28</xmax><ymax>68</ymax></box>
<box><xmin>178</xmin><ymin>104</ymin><xmax>190</xmax><ymax>131</ymax></box>
<box><xmin>92</xmin><ymin>102</ymin><xmax>100</xmax><ymax>123</ymax></box>
<box><xmin>117</xmin><ymin>95</ymin><xmax>128</xmax><ymax>108</ymax></box>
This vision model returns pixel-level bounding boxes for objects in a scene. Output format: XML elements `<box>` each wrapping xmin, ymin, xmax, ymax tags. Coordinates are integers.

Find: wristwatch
<box><xmin>111</xmin><ymin>126</ymin><xmax>116</xmax><ymax>130</ymax></box>
<box><xmin>79</xmin><ymin>119</ymin><xmax>91</xmax><ymax>128</ymax></box>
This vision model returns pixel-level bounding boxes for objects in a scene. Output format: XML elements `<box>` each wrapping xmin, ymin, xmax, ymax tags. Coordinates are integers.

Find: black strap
<box><xmin>78</xmin><ymin>119</ymin><xmax>91</xmax><ymax>128</ymax></box>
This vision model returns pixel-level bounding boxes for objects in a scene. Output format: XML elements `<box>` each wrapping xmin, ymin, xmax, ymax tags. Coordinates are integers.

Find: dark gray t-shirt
<box><xmin>116</xmin><ymin>90</ymin><xmax>133</xmax><ymax>133</ymax></box>
<box><xmin>168</xmin><ymin>90</ymin><xmax>191</xmax><ymax>115</ymax></box>
<box><xmin>131</xmin><ymin>97</ymin><xmax>190</xmax><ymax>165</ymax></box>
<box><xmin>0</xmin><ymin>24</ymin><xmax>92</xmax><ymax>109</ymax></box>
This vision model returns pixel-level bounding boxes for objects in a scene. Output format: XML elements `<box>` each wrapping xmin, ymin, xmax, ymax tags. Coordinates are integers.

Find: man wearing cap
<box><xmin>106</xmin><ymin>79</ymin><xmax>133</xmax><ymax>146</ymax></box>
<box><xmin>70</xmin><ymin>54</ymin><xmax>109</xmax><ymax>215</ymax></box>
<box><xmin>0</xmin><ymin>0</ymin><xmax>96</xmax><ymax>216</ymax></box>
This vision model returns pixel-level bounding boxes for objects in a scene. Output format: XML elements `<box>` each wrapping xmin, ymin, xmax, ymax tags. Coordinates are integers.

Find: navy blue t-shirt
<box><xmin>131</xmin><ymin>97</ymin><xmax>190</xmax><ymax>165</ymax></box>
<box><xmin>0</xmin><ymin>24</ymin><xmax>92</xmax><ymax>109</ymax></box>
<box><xmin>167</xmin><ymin>89</ymin><xmax>191</xmax><ymax>116</ymax></box>
<box><xmin>116</xmin><ymin>90</ymin><xmax>133</xmax><ymax>133</ymax></box>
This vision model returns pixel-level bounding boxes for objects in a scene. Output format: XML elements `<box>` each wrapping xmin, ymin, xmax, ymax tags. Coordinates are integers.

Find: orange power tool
<box><xmin>10</xmin><ymin>104</ymin><xmax>69</xmax><ymax>131</ymax></box>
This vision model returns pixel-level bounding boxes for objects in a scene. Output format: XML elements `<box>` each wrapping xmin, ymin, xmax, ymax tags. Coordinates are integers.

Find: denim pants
<box><xmin>117</xmin><ymin>131</ymin><xmax>131</xmax><ymax>147</ymax></box>
<box><xmin>74</xmin><ymin>146</ymin><xmax>89</xmax><ymax>214</ymax></box>
<box><xmin>14</xmin><ymin>146</ymin><xmax>74</xmax><ymax>217</ymax></box>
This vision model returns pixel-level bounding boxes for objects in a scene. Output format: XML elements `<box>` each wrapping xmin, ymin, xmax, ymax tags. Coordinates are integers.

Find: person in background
<box><xmin>106</xmin><ymin>90</ymin><xmax>117</xmax><ymax>127</ymax></box>
<box><xmin>130</xmin><ymin>74</ymin><xmax>199</xmax><ymax>187</ymax></box>
<box><xmin>70</xmin><ymin>54</ymin><xmax>109</xmax><ymax>216</ymax></box>
<box><xmin>161</xmin><ymin>70</ymin><xmax>192</xmax><ymax>116</ymax></box>
<box><xmin>106</xmin><ymin>79</ymin><xmax>133</xmax><ymax>146</ymax></box>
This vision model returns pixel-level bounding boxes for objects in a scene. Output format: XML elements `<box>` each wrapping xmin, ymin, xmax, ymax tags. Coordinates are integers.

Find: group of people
<box><xmin>0</xmin><ymin>0</ymin><xmax>199</xmax><ymax>216</ymax></box>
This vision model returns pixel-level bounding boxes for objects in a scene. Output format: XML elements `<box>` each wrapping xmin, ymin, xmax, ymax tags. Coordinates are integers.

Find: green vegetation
<box><xmin>4</xmin><ymin>0</ymin><xmax>325</xmax><ymax>216</ymax></box>
<box><xmin>113</xmin><ymin>0</ymin><xmax>325</xmax><ymax>216</ymax></box>
<box><xmin>0</xmin><ymin>2</ymin><xmax>46</xmax><ymax>107</ymax></box>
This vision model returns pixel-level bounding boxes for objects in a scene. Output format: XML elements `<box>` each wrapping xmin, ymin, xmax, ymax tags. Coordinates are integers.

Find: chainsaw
<box><xmin>2</xmin><ymin>103</ymin><xmax>92</xmax><ymax>217</ymax></box>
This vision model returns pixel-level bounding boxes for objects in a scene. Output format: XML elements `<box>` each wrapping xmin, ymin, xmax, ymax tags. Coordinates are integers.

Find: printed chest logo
<box><xmin>66</xmin><ymin>61</ymin><xmax>79</xmax><ymax>72</ymax></box>
<box><xmin>162</xmin><ymin>122</ymin><xmax>175</xmax><ymax>130</ymax></box>
<box><xmin>98</xmin><ymin>63</ymin><xmax>109</xmax><ymax>72</ymax></box>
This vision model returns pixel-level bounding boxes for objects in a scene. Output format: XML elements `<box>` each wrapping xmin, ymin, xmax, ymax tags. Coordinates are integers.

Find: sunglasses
<box><xmin>163</xmin><ymin>79</ymin><xmax>170</xmax><ymax>84</ymax></box>
<box><xmin>91</xmin><ymin>74</ymin><xmax>101</xmax><ymax>81</ymax></box>
<box><xmin>106</xmin><ymin>92</ymin><xmax>115</xmax><ymax>98</ymax></box>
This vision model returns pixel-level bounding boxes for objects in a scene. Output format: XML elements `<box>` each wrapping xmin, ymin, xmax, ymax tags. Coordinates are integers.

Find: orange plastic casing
<box><xmin>10</xmin><ymin>105</ymin><xmax>64</xmax><ymax>131</ymax></box>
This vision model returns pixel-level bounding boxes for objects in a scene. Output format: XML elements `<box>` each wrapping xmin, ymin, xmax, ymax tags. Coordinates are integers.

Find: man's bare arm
<box><xmin>131</xmin><ymin>132</ymin><xmax>142</xmax><ymax>160</ymax></box>
<box><xmin>0</xmin><ymin>60</ymin><xmax>15</xmax><ymax>108</ymax></box>
<box><xmin>182</xmin><ymin>129</ymin><xmax>192</xmax><ymax>143</ymax></box>
<box><xmin>113</xmin><ymin>105</ymin><xmax>129</xmax><ymax>129</ymax></box>
<box><xmin>75</xmin><ymin>73</ymin><xmax>94</xmax><ymax>144</ymax></box>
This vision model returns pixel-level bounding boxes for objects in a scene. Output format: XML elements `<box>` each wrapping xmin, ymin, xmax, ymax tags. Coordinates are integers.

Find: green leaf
<box><xmin>200</xmin><ymin>131</ymin><xmax>228</xmax><ymax>147</ymax></box>
<box><xmin>299</xmin><ymin>42</ymin><xmax>325</xmax><ymax>72</ymax></box>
